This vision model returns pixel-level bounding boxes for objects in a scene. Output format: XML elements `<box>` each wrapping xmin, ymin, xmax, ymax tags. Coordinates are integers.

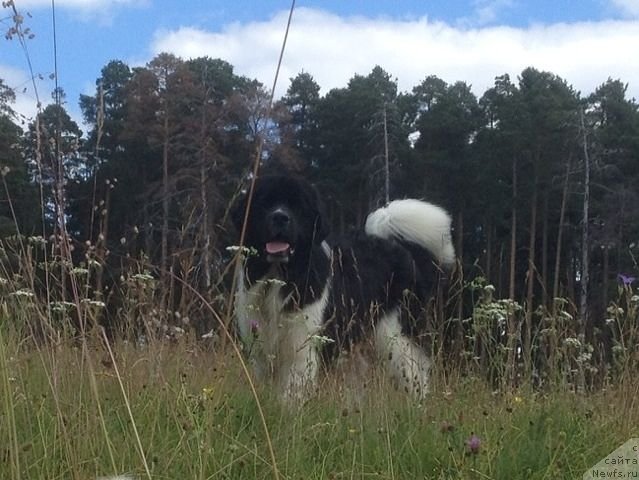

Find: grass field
<box><xmin>2</xmin><ymin>322</ymin><xmax>638</xmax><ymax>480</ymax></box>
<box><xmin>1</xmin><ymin>233</ymin><xmax>637</xmax><ymax>479</ymax></box>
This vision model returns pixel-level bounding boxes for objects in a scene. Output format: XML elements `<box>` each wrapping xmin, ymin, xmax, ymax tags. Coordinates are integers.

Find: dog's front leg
<box><xmin>275</xmin><ymin>312</ymin><xmax>320</xmax><ymax>403</ymax></box>
<box><xmin>279</xmin><ymin>342</ymin><xmax>319</xmax><ymax>403</ymax></box>
<box><xmin>278</xmin><ymin>287</ymin><xmax>329</xmax><ymax>403</ymax></box>
<box><xmin>233</xmin><ymin>267</ymin><xmax>255</xmax><ymax>345</ymax></box>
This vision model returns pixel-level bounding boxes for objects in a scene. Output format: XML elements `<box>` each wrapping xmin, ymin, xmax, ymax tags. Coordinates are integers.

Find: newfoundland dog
<box><xmin>232</xmin><ymin>174</ymin><xmax>455</xmax><ymax>402</ymax></box>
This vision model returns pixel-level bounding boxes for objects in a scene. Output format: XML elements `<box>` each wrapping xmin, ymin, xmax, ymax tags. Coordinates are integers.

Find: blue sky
<box><xmin>2</xmin><ymin>0</ymin><xmax>639</xmax><ymax>128</ymax></box>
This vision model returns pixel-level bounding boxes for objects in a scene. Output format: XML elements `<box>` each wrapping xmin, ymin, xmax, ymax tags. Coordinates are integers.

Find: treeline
<box><xmin>1</xmin><ymin>54</ymin><xmax>638</xmax><ymax>376</ymax></box>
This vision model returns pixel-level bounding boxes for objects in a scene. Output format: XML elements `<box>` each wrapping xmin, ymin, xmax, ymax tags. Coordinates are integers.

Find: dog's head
<box><xmin>232</xmin><ymin>175</ymin><xmax>328</xmax><ymax>264</ymax></box>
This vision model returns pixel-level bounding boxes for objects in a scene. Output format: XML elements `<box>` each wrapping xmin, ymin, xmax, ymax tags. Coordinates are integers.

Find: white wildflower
<box><xmin>612</xmin><ymin>344</ymin><xmax>625</xmax><ymax>355</ymax></box>
<box><xmin>563</xmin><ymin>337</ymin><xmax>581</xmax><ymax>348</ymax></box>
<box><xmin>559</xmin><ymin>310</ymin><xmax>573</xmax><ymax>321</ymax></box>
<box><xmin>50</xmin><ymin>301</ymin><xmax>76</xmax><ymax>312</ymax></box>
<box><xmin>81</xmin><ymin>299</ymin><xmax>106</xmax><ymax>308</ymax></box>
<box><xmin>172</xmin><ymin>326</ymin><xmax>185</xmax><ymax>335</ymax></box>
<box><xmin>131</xmin><ymin>273</ymin><xmax>154</xmax><ymax>282</ymax></box>
<box><xmin>310</xmin><ymin>335</ymin><xmax>335</xmax><ymax>346</ymax></box>
<box><xmin>201</xmin><ymin>330</ymin><xmax>217</xmax><ymax>340</ymax></box>
<box><xmin>27</xmin><ymin>235</ymin><xmax>46</xmax><ymax>246</ymax></box>
<box><xmin>10</xmin><ymin>289</ymin><xmax>34</xmax><ymax>298</ymax></box>
<box><xmin>576</xmin><ymin>352</ymin><xmax>592</xmax><ymax>364</ymax></box>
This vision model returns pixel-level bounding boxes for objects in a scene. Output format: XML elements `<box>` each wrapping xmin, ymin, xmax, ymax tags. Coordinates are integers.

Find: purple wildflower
<box><xmin>250</xmin><ymin>320</ymin><xmax>260</xmax><ymax>335</ymax></box>
<box><xmin>618</xmin><ymin>274</ymin><xmax>636</xmax><ymax>287</ymax></box>
<box><xmin>466</xmin><ymin>434</ymin><xmax>481</xmax><ymax>454</ymax></box>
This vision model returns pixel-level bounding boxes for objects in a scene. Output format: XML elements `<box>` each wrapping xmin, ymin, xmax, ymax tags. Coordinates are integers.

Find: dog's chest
<box><xmin>238</xmin><ymin>275</ymin><xmax>329</xmax><ymax>376</ymax></box>
<box><xmin>246</xmin><ymin>279</ymin><xmax>292</xmax><ymax>339</ymax></box>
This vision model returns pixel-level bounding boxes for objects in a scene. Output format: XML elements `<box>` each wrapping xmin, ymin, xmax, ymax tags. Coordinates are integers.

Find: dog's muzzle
<box><xmin>265</xmin><ymin>207</ymin><xmax>295</xmax><ymax>263</ymax></box>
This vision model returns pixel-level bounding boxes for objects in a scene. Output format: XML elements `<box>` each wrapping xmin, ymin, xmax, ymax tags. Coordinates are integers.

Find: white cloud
<box><xmin>610</xmin><ymin>0</ymin><xmax>639</xmax><ymax>17</ymax></box>
<box><xmin>150</xmin><ymin>7</ymin><xmax>639</xmax><ymax>101</ymax></box>
<box><xmin>0</xmin><ymin>64</ymin><xmax>49</xmax><ymax>125</ymax></box>
<box><xmin>1</xmin><ymin>64</ymin><xmax>86</xmax><ymax>134</ymax></box>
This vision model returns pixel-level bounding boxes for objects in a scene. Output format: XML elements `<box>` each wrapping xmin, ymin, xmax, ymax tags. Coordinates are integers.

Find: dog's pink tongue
<box><xmin>266</xmin><ymin>241</ymin><xmax>290</xmax><ymax>254</ymax></box>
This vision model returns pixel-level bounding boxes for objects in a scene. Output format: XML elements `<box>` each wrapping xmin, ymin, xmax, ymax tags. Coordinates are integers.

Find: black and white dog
<box><xmin>232</xmin><ymin>174</ymin><xmax>455</xmax><ymax>401</ymax></box>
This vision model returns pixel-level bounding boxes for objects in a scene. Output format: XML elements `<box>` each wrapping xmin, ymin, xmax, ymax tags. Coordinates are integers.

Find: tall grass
<box><xmin>2</xmin><ymin>317</ymin><xmax>638</xmax><ymax>479</ymax></box>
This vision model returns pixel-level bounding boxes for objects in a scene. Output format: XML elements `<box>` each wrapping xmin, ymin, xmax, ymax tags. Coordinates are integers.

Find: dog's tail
<box><xmin>365</xmin><ymin>199</ymin><xmax>455</xmax><ymax>267</ymax></box>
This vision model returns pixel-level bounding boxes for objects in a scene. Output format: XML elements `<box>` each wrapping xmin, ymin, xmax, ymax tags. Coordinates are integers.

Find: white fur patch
<box><xmin>365</xmin><ymin>198</ymin><xmax>455</xmax><ymax>266</ymax></box>
<box><xmin>374</xmin><ymin>310</ymin><xmax>430</xmax><ymax>399</ymax></box>
<box><xmin>235</xmin><ymin>269</ymin><xmax>330</xmax><ymax>402</ymax></box>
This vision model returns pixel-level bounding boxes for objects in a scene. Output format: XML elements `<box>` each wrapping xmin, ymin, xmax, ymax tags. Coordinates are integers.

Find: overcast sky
<box><xmin>2</xmin><ymin>0</ymin><xmax>639</xmax><ymax>129</ymax></box>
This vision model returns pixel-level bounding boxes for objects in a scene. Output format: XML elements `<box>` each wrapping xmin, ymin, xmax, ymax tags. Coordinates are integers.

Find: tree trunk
<box><xmin>95</xmin><ymin>184</ymin><xmax>111</xmax><ymax>298</ymax></box>
<box><xmin>485</xmin><ymin>218</ymin><xmax>493</xmax><ymax>283</ymax></box>
<box><xmin>161</xmin><ymin>114</ymin><xmax>170</xmax><ymax>284</ymax></box>
<box><xmin>201</xmin><ymin>164</ymin><xmax>211</xmax><ymax>289</ymax></box>
<box><xmin>541</xmin><ymin>193</ymin><xmax>549</xmax><ymax>308</ymax></box>
<box><xmin>524</xmin><ymin>172</ymin><xmax>538</xmax><ymax>375</ymax></box>
<box><xmin>144</xmin><ymin>203</ymin><xmax>153</xmax><ymax>260</ymax></box>
<box><xmin>549</xmin><ymin>156</ymin><xmax>571</xmax><ymax>376</ymax></box>
<box><xmin>603</xmin><ymin>246</ymin><xmax>609</xmax><ymax>309</ymax></box>
<box><xmin>456</xmin><ymin>209</ymin><xmax>464</xmax><ymax>324</ymax></box>
<box><xmin>552</xmin><ymin>154</ymin><xmax>572</xmax><ymax>304</ymax></box>
<box><xmin>498</xmin><ymin>244</ymin><xmax>504</xmax><ymax>298</ymax></box>
<box><xmin>579</xmin><ymin>109</ymin><xmax>590</xmax><ymax>340</ymax></box>
<box><xmin>507</xmin><ymin>155</ymin><xmax>518</xmax><ymax>387</ymax></box>
<box><xmin>199</xmin><ymin>97</ymin><xmax>211</xmax><ymax>291</ymax></box>
<box><xmin>383</xmin><ymin>102</ymin><xmax>390</xmax><ymax>204</ymax></box>
<box><xmin>567</xmin><ymin>254</ymin><xmax>576</xmax><ymax>305</ymax></box>
<box><xmin>509</xmin><ymin>157</ymin><xmax>518</xmax><ymax>300</ymax></box>
<box><xmin>456</xmin><ymin>210</ymin><xmax>464</xmax><ymax>266</ymax></box>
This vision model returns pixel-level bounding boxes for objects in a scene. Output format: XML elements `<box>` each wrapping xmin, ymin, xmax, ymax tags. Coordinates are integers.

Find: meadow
<box><xmin>1</xmin><ymin>285</ymin><xmax>638</xmax><ymax>480</ymax></box>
